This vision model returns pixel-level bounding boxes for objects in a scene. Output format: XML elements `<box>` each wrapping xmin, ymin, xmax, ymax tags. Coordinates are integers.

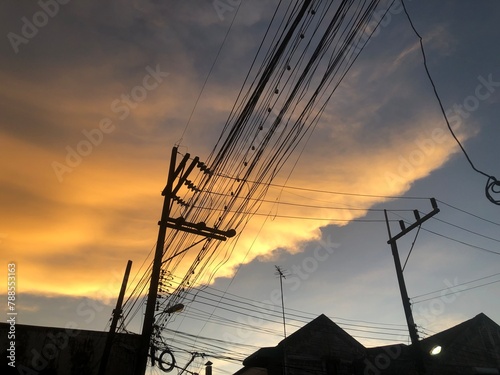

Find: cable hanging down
<box><xmin>401</xmin><ymin>0</ymin><xmax>500</xmax><ymax>205</ymax></box>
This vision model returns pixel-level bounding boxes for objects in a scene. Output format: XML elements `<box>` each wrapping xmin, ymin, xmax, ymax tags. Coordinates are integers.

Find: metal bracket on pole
<box><xmin>163</xmin><ymin>217</ymin><xmax>236</xmax><ymax>241</ymax></box>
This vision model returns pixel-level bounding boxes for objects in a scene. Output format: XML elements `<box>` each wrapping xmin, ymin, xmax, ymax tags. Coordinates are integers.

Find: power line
<box><xmin>430</xmin><ymin>216</ymin><xmax>500</xmax><ymax>244</ymax></box>
<box><xmin>137</xmin><ymin>0</ymin><xmax>394</xmax><ymax>338</ymax></box>
<box><xmin>168</xmin><ymin>278</ymin><xmax>412</xmax><ymax>337</ymax></box>
<box><xmin>391</xmin><ymin>212</ymin><xmax>500</xmax><ymax>256</ymax></box>
<box><xmin>216</xmin><ymin>174</ymin><xmax>431</xmax><ymax>200</ymax></box>
<box><xmin>176</xmin><ymin>0</ymin><xmax>242</xmax><ymax>145</ymax></box>
<box><xmin>411</xmin><ymin>271</ymin><xmax>500</xmax><ymax>302</ymax></box>
<box><xmin>436</xmin><ymin>199</ymin><xmax>500</xmax><ymax>227</ymax></box>
<box><xmin>421</xmin><ymin>227</ymin><xmax>500</xmax><ymax>256</ymax></box>
<box><xmin>413</xmin><ymin>278</ymin><xmax>500</xmax><ymax>304</ymax></box>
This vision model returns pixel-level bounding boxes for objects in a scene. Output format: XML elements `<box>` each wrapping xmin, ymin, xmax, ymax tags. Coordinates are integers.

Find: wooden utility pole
<box><xmin>135</xmin><ymin>147</ymin><xmax>236</xmax><ymax>375</ymax></box>
<box><xmin>384</xmin><ymin>198</ymin><xmax>439</xmax><ymax>375</ymax></box>
<box><xmin>98</xmin><ymin>260</ymin><xmax>132</xmax><ymax>375</ymax></box>
<box><xmin>135</xmin><ymin>147</ymin><xmax>189</xmax><ymax>375</ymax></box>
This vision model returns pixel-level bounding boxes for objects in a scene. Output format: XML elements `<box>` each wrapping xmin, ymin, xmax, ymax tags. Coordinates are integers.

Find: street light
<box><xmin>164</xmin><ymin>303</ymin><xmax>184</xmax><ymax>315</ymax></box>
<box><xmin>430</xmin><ymin>345</ymin><xmax>442</xmax><ymax>356</ymax></box>
<box><xmin>154</xmin><ymin>303</ymin><xmax>185</xmax><ymax>321</ymax></box>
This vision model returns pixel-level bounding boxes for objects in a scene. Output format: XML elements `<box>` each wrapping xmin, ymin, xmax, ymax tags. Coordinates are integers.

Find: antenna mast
<box><xmin>275</xmin><ymin>265</ymin><xmax>288</xmax><ymax>338</ymax></box>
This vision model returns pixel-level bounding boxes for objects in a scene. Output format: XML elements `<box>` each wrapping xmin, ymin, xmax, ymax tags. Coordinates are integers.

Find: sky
<box><xmin>1</xmin><ymin>1</ymin><xmax>500</xmax><ymax>374</ymax></box>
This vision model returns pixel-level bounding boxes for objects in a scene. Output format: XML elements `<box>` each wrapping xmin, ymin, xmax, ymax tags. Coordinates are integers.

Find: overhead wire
<box><xmin>436</xmin><ymin>199</ymin><xmax>500</xmax><ymax>227</ymax></box>
<box><xmin>402</xmin><ymin>224</ymin><xmax>421</xmax><ymax>272</ymax></box>
<box><xmin>411</xmin><ymin>271</ymin><xmax>500</xmax><ymax>304</ymax></box>
<box><xmin>123</xmin><ymin>0</ymin><xmax>500</xmax><ymax>342</ymax></box>
<box><xmin>390</xmin><ymin>211</ymin><xmax>500</xmax><ymax>257</ymax></box>
<box><xmin>176</xmin><ymin>0</ymin><xmax>243</xmax><ymax>146</ymax></box>
<box><xmin>401</xmin><ymin>0</ymin><xmax>500</xmax><ymax>205</ymax></box>
<box><xmin>430</xmin><ymin>216</ymin><xmax>500</xmax><ymax>244</ymax></box>
<box><xmin>123</xmin><ymin>1</ymin><xmax>459</xmax><ymax>371</ymax></box>
<box><xmin>163</xmin><ymin>274</ymin><xmax>412</xmax><ymax>336</ymax></box>
<box><xmin>421</xmin><ymin>227</ymin><xmax>500</xmax><ymax>256</ymax></box>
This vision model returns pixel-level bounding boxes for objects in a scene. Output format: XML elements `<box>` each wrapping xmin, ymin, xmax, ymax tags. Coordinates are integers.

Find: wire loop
<box><xmin>486</xmin><ymin>176</ymin><xmax>500</xmax><ymax>205</ymax></box>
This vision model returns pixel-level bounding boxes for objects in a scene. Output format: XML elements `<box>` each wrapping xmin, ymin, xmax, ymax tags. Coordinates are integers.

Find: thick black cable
<box><xmin>401</xmin><ymin>0</ymin><xmax>500</xmax><ymax>205</ymax></box>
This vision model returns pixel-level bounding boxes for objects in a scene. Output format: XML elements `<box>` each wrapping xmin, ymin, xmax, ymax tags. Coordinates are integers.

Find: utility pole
<box><xmin>135</xmin><ymin>147</ymin><xmax>236</xmax><ymax>375</ymax></box>
<box><xmin>384</xmin><ymin>198</ymin><xmax>440</xmax><ymax>375</ymax></box>
<box><xmin>98</xmin><ymin>260</ymin><xmax>132</xmax><ymax>375</ymax></box>
<box><xmin>275</xmin><ymin>265</ymin><xmax>288</xmax><ymax>375</ymax></box>
<box><xmin>135</xmin><ymin>147</ymin><xmax>182</xmax><ymax>375</ymax></box>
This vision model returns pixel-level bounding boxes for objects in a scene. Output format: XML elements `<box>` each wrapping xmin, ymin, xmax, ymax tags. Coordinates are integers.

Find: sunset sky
<box><xmin>1</xmin><ymin>1</ymin><xmax>500</xmax><ymax>374</ymax></box>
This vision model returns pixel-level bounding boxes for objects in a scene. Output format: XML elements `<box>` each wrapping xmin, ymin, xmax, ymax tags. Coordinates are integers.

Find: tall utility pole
<box><xmin>135</xmin><ymin>147</ymin><xmax>236</xmax><ymax>375</ymax></box>
<box><xmin>135</xmin><ymin>147</ymin><xmax>184</xmax><ymax>375</ymax></box>
<box><xmin>384</xmin><ymin>198</ymin><xmax>440</xmax><ymax>375</ymax></box>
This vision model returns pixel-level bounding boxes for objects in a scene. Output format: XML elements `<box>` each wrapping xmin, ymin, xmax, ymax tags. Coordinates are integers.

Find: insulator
<box><xmin>413</xmin><ymin>210</ymin><xmax>421</xmax><ymax>221</ymax></box>
<box><xmin>185</xmin><ymin>180</ymin><xmax>199</xmax><ymax>192</ymax></box>
<box><xmin>197</xmin><ymin>161</ymin><xmax>212</xmax><ymax>175</ymax></box>
<box><xmin>175</xmin><ymin>216</ymin><xmax>185</xmax><ymax>226</ymax></box>
<box><xmin>195</xmin><ymin>222</ymin><xmax>206</xmax><ymax>230</ymax></box>
<box><xmin>399</xmin><ymin>220</ymin><xmax>406</xmax><ymax>231</ymax></box>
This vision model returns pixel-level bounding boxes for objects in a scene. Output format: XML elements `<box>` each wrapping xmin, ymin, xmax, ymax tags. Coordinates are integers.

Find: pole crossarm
<box><xmin>163</xmin><ymin>217</ymin><xmax>236</xmax><ymax>241</ymax></box>
<box><xmin>388</xmin><ymin>198</ymin><xmax>440</xmax><ymax>244</ymax></box>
